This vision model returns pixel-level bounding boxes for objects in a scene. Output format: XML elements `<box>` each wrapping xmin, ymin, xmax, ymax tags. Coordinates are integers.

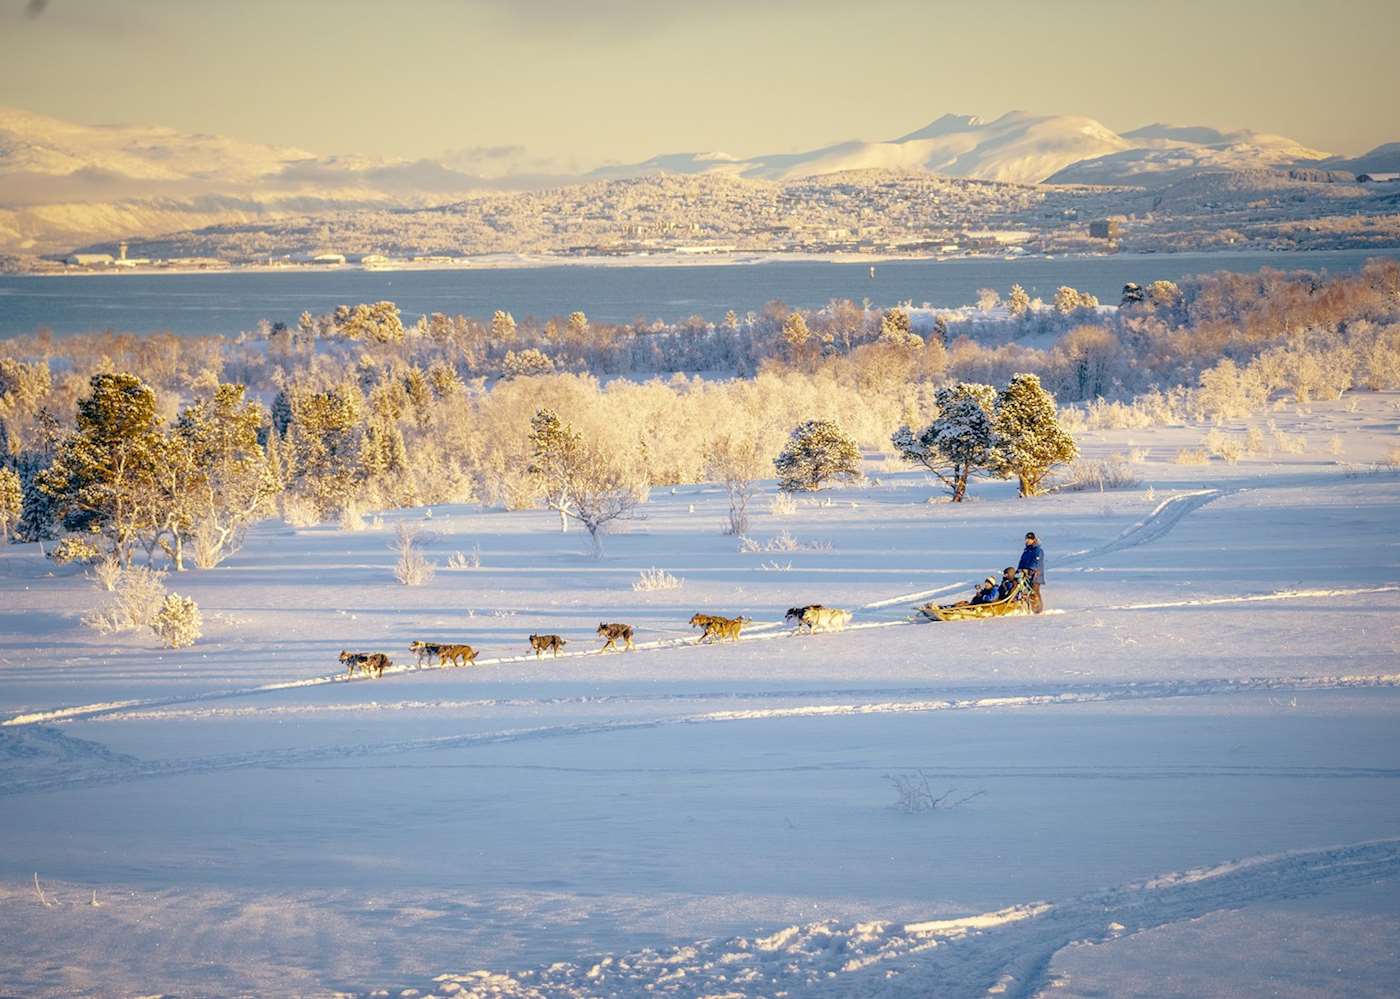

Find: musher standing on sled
<box><xmin>1019</xmin><ymin>531</ymin><xmax>1045</xmax><ymax>613</ymax></box>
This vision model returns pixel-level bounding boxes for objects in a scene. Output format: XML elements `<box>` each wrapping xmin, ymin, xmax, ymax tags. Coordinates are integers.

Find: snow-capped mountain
<box><xmin>1</xmin><ymin>103</ymin><xmax>1391</xmax><ymax>256</ymax></box>
<box><xmin>591</xmin><ymin>112</ymin><xmax>1135</xmax><ymax>186</ymax></box>
<box><xmin>1045</xmin><ymin>126</ymin><xmax>1333</xmax><ymax>187</ymax></box>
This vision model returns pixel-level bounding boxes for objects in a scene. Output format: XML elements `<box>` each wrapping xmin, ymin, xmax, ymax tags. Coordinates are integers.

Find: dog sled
<box><xmin>917</xmin><ymin>574</ymin><xmax>1032</xmax><ymax>622</ymax></box>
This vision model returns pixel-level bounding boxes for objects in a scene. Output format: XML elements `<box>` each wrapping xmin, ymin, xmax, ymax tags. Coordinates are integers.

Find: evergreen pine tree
<box><xmin>891</xmin><ymin>383</ymin><xmax>997</xmax><ymax>502</ymax></box>
<box><xmin>774</xmin><ymin>420</ymin><xmax>861</xmax><ymax>492</ymax></box>
<box><xmin>37</xmin><ymin>373</ymin><xmax>165</xmax><ymax>566</ymax></box>
<box><xmin>992</xmin><ymin>373</ymin><xmax>1078</xmax><ymax>497</ymax></box>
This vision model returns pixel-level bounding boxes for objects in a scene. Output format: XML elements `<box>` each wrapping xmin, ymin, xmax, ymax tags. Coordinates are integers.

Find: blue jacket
<box><xmin>971</xmin><ymin>585</ymin><xmax>999</xmax><ymax>605</ymax></box>
<box><xmin>1018</xmin><ymin>542</ymin><xmax>1045</xmax><ymax>583</ymax></box>
<box><xmin>997</xmin><ymin>577</ymin><xmax>1018</xmax><ymax>600</ymax></box>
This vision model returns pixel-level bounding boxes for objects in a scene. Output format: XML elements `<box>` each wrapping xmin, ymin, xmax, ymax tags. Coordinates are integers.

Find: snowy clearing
<box><xmin>2</xmin><ymin>392</ymin><xmax>1399</xmax><ymax>997</ymax></box>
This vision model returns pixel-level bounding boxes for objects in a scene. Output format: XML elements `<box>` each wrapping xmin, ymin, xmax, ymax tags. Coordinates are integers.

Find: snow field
<box><xmin>1</xmin><ymin>393</ymin><xmax>1398</xmax><ymax>997</ymax></box>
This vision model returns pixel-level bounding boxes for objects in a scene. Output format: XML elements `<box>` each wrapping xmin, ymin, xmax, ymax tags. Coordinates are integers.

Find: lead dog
<box><xmin>785</xmin><ymin>605</ymin><xmax>824</xmax><ymax>631</ymax></box>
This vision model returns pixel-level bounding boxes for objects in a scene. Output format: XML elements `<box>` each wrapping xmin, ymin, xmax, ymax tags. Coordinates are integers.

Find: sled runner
<box><xmin>918</xmin><ymin>574</ymin><xmax>1032</xmax><ymax>622</ymax></box>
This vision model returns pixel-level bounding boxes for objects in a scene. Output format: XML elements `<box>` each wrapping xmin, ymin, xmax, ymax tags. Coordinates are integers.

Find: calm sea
<box><xmin>2</xmin><ymin>248</ymin><xmax>1398</xmax><ymax>338</ymax></box>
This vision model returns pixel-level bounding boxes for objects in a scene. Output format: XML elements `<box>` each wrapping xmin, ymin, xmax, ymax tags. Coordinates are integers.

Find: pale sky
<box><xmin>2</xmin><ymin>0</ymin><xmax>1397</xmax><ymax>166</ymax></box>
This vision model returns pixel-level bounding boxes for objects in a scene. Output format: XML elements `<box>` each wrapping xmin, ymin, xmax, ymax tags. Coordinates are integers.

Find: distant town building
<box><xmin>1089</xmin><ymin>220</ymin><xmax>1120</xmax><ymax>240</ymax></box>
<box><xmin>65</xmin><ymin>253</ymin><xmax>114</xmax><ymax>266</ymax></box>
<box><xmin>1357</xmin><ymin>172</ymin><xmax>1400</xmax><ymax>184</ymax></box>
<box><xmin>312</xmin><ymin>253</ymin><xmax>347</xmax><ymax>265</ymax></box>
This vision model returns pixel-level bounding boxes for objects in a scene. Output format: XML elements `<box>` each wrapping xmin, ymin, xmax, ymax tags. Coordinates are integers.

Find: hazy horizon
<box><xmin>2</xmin><ymin>0</ymin><xmax>1397</xmax><ymax>168</ymax></box>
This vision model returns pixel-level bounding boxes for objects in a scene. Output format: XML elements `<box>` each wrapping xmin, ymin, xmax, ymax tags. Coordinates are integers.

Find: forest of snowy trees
<box><xmin>0</xmin><ymin>259</ymin><xmax>1397</xmax><ymax>592</ymax></box>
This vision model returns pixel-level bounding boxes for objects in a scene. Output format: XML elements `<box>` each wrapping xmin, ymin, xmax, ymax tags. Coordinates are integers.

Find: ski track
<box><xmin>3</xmin><ymin>486</ymin><xmax>1329</xmax><ymax>732</ymax></box>
<box><xmin>369</xmin><ymin>837</ymin><xmax>1400</xmax><ymax>999</ymax></box>
<box><xmin>3</xmin><ymin>673</ymin><xmax>1398</xmax><ymax>798</ymax></box>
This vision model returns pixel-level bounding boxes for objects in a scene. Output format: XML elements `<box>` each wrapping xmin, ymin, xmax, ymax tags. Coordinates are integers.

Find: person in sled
<box><xmin>971</xmin><ymin>576</ymin><xmax>1001</xmax><ymax>605</ymax></box>
<box><xmin>1019</xmin><ymin>532</ymin><xmax>1045</xmax><ymax>613</ymax></box>
<box><xmin>997</xmin><ymin>566</ymin><xmax>1019</xmax><ymax>601</ymax></box>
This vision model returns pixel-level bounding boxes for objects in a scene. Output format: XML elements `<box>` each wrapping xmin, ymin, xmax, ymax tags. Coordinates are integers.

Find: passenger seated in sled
<box><xmin>997</xmin><ymin>567</ymin><xmax>1019</xmax><ymax>600</ymax></box>
<box><xmin>954</xmin><ymin>577</ymin><xmax>1000</xmax><ymax>607</ymax></box>
<box><xmin>970</xmin><ymin>577</ymin><xmax>1001</xmax><ymax>605</ymax></box>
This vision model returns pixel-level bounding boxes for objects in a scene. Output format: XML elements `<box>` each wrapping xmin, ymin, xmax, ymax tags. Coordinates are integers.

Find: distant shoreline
<box><xmin>13</xmin><ymin>245</ymin><xmax>1400</xmax><ymax>279</ymax></box>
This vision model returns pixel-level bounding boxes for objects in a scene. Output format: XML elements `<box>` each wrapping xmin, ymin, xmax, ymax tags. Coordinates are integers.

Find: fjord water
<box><xmin>3</xmin><ymin>248</ymin><xmax>1400</xmax><ymax>338</ymax></box>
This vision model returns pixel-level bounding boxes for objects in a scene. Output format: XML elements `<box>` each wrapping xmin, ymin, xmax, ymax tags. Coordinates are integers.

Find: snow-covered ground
<box><xmin>3</xmin><ymin>394</ymin><xmax>1399</xmax><ymax>998</ymax></box>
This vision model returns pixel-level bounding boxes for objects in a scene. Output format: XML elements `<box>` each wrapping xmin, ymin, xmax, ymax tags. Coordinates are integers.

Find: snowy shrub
<box><xmin>447</xmin><ymin>544</ymin><xmax>481</xmax><ymax>570</ymax></box>
<box><xmin>1174</xmin><ymin>448</ymin><xmax>1210</xmax><ymax>465</ymax></box>
<box><xmin>83</xmin><ymin>565</ymin><xmax>169</xmax><ymax>634</ymax></box>
<box><xmin>774</xmin><ymin>420</ymin><xmax>862</xmax><ymax>492</ymax></box>
<box><xmin>766</xmin><ymin>527</ymin><xmax>801</xmax><ymax>552</ymax></box>
<box><xmin>884</xmin><ymin>771</ymin><xmax>986</xmax><ymax>814</ymax></box>
<box><xmin>280</xmin><ymin>494</ymin><xmax>321</xmax><ymax>529</ymax></box>
<box><xmin>739</xmin><ymin>530</ymin><xmax>833</xmax><ymax>553</ymax></box>
<box><xmin>1204</xmin><ymin>430</ymin><xmax>1245</xmax><ymax>464</ymax></box>
<box><xmin>89</xmin><ymin>554</ymin><xmax>123</xmax><ymax>592</ymax></box>
<box><xmin>49</xmin><ymin>535</ymin><xmax>103</xmax><ymax>566</ymax></box>
<box><xmin>632</xmin><ymin>567</ymin><xmax>683</xmax><ymax>592</ymax></box>
<box><xmin>391</xmin><ymin>523</ymin><xmax>436</xmax><ymax>586</ymax></box>
<box><xmin>1123</xmin><ymin>447</ymin><xmax>1150</xmax><ymax>465</ymax></box>
<box><xmin>152</xmin><ymin>593</ymin><xmax>202</xmax><ymax>648</ymax></box>
<box><xmin>1056</xmin><ymin>458</ymin><xmax>1140</xmax><ymax>492</ymax></box>
<box><xmin>1273</xmin><ymin>429</ymin><xmax>1307</xmax><ymax>455</ymax></box>
<box><xmin>1245</xmin><ymin>427</ymin><xmax>1267</xmax><ymax>455</ymax></box>
<box><xmin>1329</xmin><ymin>435</ymin><xmax>1347</xmax><ymax>462</ymax></box>
<box><xmin>338</xmin><ymin>502</ymin><xmax>367</xmax><ymax>532</ymax></box>
<box><xmin>768</xmin><ymin>492</ymin><xmax>798</xmax><ymax>517</ymax></box>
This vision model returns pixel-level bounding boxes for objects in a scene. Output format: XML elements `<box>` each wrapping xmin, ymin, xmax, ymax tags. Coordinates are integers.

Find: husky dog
<box><xmin>339</xmin><ymin>649</ymin><xmax>368</xmax><ymax>676</ymax></box>
<box><xmin>785</xmin><ymin>605</ymin><xmax>824</xmax><ymax>631</ymax></box>
<box><xmin>692</xmin><ymin>613</ymin><xmax>747</xmax><ymax>643</ymax></box>
<box><xmin>529</xmin><ymin>633</ymin><xmax>567</xmax><ymax>657</ymax></box>
<box><xmin>710</xmin><ymin>615</ymin><xmax>749</xmax><ymax>642</ymax></box>
<box><xmin>596</xmin><ymin>622</ymin><xmax>635</xmax><ymax>652</ymax></box>
<box><xmin>409</xmin><ymin>640</ymin><xmax>440</xmax><ymax>667</ymax></box>
<box><xmin>436</xmin><ymin>644</ymin><xmax>478</xmax><ymax>667</ymax></box>
<box><xmin>341</xmin><ymin>651</ymin><xmax>392</xmax><ymax>678</ymax></box>
<box><xmin>801</xmin><ymin>606</ymin><xmax>852</xmax><ymax>632</ymax></box>
<box><xmin>409</xmin><ymin>640</ymin><xmax>477</xmax><ymax>667</ymax></box>
<box><xmin>363</xmin><ymin>653</ymin><xmax>392</xmax><ymax>678</ymax></box>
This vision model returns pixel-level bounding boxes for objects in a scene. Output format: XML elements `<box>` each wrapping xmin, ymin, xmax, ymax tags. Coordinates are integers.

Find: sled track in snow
<box><xmin>3</xmin><ymin>673</ymin><xmax>1398</xmax><ymax>798</ymax></box>
<box><xmin>862</xmin><ymin>488</ymin><xmax>1228</xmax><ymax>610</ymax></box>
<box><xmin>1061</xmin><ymin>487</ymin><xmax>1227</xmax><ymax>565</ymax></box>
<box><xmin>366</xmin><ymin>837</ymin><xmax>1400</xmax><ymax>999</ymax></box>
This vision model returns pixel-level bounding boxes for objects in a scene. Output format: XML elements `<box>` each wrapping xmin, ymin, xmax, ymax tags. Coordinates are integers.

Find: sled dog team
<box><xmin>335</xmin><ymin>532</ymin><xmax>1044</xmax><ymax>678</ymax></box>
<box><xmin>335</xmin><ymin>605</ymin><xmax>851</xmax><ymax>678</ymax></box>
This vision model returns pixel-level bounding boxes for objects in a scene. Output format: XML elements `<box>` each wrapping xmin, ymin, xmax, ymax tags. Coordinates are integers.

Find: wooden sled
<box><xmin>918</xmin><ymin>577</ymin><xmax>1031</xmax><ymax>622</ymax></box>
